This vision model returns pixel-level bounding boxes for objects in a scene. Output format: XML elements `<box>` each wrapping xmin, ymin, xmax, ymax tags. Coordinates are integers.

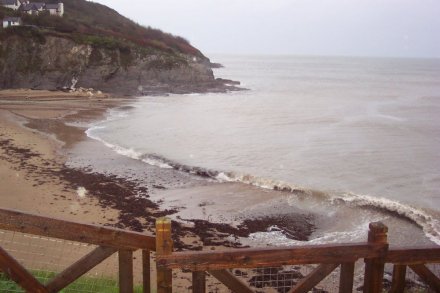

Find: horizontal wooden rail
<box><xmin>0</xmin><ymin>208</ymin><xmax>155</xmax><ymax>250</ymax></box>
<box><xmin>386</xmin><ymin>246</ymin><xmax>440</xmax><ymax>264</ymax></box>
<box><xmin>156</xmin><ymin>243</ymin><xmax>387</xmax><ymax>271</ymax></box>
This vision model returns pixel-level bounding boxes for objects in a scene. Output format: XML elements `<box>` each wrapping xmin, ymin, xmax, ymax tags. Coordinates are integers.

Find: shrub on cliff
<box><xmin>21</xmin><ymin>13</ymin><xmax>76</xmax><ymax>33</ymax></box>
<box><xmin>21</xmin><ymin>0</ymin><xmax>204</xmax><ymax>57</ymax></box>
<box><xmin>0</xmin><ymin>6</ymin><xmax>21</xmax><ymax>21</ymax></box>
<box><xmin>0</xmin><ymin>26</ymin><xmax>46</xmax><ymax>44</ymax></box>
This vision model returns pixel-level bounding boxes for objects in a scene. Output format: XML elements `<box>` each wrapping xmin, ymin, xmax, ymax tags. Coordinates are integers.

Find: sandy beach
<box><xmin>0</xmin><ymin>89</ymin><xmax>126</xmax><ymax>224</ymax></box>
<box><xmin>0</xmin><ymin>89</ymin><xmax>188</xmax><ymax>236</ymax></box>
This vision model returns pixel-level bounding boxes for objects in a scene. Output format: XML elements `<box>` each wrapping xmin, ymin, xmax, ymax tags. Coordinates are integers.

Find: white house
<box><xmin>17</xmin><ymin>2</ymin><xmax>64</xmax><ymax>16</ymax></box>
<box><xmin>2</xmin><ymin>16</ymin><xmax>22</xmax><ymax>28</ymax></box>
<box><xmin>44</xmin><ymin>2</ymin><xmax>63</xmax><ymax>16</ymax></box>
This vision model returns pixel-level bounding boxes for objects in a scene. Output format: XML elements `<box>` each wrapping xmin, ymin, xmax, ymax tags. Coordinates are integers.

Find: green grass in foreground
<box><xmin>0</xmin><ymin>271</ymin><xmax>144</xmax><ymax>293</ymax></box>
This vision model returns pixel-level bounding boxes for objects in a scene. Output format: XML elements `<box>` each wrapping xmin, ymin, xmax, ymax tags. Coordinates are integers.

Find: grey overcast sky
<box><xmin>92</xmin><ymin>0</ymin><xmax>440</xmax><ymax>58</ymax></box>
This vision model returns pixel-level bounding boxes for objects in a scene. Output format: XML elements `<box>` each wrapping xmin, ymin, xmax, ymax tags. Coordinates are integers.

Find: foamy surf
<box><xmin>247</xmin><ymin>223</ymin><xmax>370</xmax><ymax>247</ymax></box>
<box><xmin>85</xmin><ymin>125</ymin><xmax>440</xmax><ymax>245</ymax></box>
<box><xmin>334</xmin><ymin>192</ymin><xmax>440</xmax><ymax>245</ymax></box>
<box><xmin>87</xmin><ymin>129</ymin><xmax>142</xmax><ymax>160</ymax></box>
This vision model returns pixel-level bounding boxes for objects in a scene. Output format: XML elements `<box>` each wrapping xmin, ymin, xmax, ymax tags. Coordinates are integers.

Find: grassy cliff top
<box><xmin>0</xmin><ymin>0</ymin><xmax>204</xmax><ymax>58</ymax></box>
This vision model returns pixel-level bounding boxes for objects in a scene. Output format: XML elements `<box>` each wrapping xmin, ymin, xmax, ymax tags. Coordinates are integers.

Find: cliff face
<box><xmin>0</xmin><ymin>34</ymin><xmax>230</xmax><ymax>95</ymax></box>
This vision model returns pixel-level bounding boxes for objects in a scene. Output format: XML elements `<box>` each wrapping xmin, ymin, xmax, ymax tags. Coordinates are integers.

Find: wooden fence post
<box><xmin>339</xmin><ymin>262</ymin><xmax>355</xmax><ymax>293</ymax></box>
<box><xmin>363</xmin><ymin>222</ymin><xmax>388</xmax><ymax>293</ymax></box>
<box><xmin>192</xmin><ymin>271</ymin><xmax>206</xmax><ymax>293</ymax></box>
<box><xmin>119</xmin><ymin>249</ymin><xmax>134</xmax><ymax>293</ymax></box>
<box><xmin>156</xmin><ymin>218</ymin><xmax>173</xmax><ymax>293</ymax></box>
<box><xmin>142</xmin><ymin>250</ymin><xmax>151</xmax><ymax>293</ymax></box>
<box><xmin>390</xmin><ymin>265</ymin><xmax>406</xmax><ymax>293</ymax></box>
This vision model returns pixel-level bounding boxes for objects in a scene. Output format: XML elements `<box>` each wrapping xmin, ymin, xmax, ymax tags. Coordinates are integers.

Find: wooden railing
<box><xmin>0</xmin><ymin>207</ymin><xmax>439</xmax><ymax>293</ymax></box>
<box><xmin>386</xmin><ymin>247</ymin><xmax>440</xmax><ymax>292</ymax></box>
<box><xmin>0</xmin><ymin>208</ymin><xmax>155</xmax><ymax>293</ymax></box>
<box><xmin>155</xmin><ymin>219</ymin><xmax>440</xmax><ymax>293</ymax></box>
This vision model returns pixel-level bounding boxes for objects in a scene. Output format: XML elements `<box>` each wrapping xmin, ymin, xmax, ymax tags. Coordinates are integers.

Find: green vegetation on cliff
<box><xmin>0</xmin><ymin>0</ymin><xmax>203</xmax><ymax>58</ymax></box>
<box><xmin>0</xmin><ymin>1</ymin><xmax>229</xmax><ymax>95</ymax></box>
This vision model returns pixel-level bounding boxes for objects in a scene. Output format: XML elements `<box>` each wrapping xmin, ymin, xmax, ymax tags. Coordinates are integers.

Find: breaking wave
<box><xmin>85</xmin><ymin>128</ymin><xmax>440</xmax><ymax>245</ymax></box>
<box><xmin>332</xmin><ymin>192</ymin><xmax>440</xmax><ymax>245</ymax></box>
<box><xmin>248</xmin><ymin>221</ymin><xmax>372</xmax><ymax>247</ymax></box>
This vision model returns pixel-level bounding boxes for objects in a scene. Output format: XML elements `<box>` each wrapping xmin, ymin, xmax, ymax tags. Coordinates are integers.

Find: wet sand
<box><xmin>0</xmin><ymin>90</ymin><xmax>120</xmax><ymax>224</ymax></box>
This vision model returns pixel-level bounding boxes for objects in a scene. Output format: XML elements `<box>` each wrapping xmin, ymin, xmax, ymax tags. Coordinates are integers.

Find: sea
<box><xmin>84</xmin><ymin>55</ymin><xmax>440</xmax><ymax>247</ymax></box>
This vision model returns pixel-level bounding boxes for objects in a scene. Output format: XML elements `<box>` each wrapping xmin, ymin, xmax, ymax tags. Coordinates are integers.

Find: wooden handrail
<box><xmin>156</xmin><ymin>242</ymin><xmax>387</xmax><ymax>271</ymax></box>
<box><xmin>2</xmin><ymin>209</ymin><xmax>440</xmax><ymax>293</ymax></box>
<box><xmin>0</xmin><ymin>208</ymin><xmax>155</xmax><ymax>250</ymax></box>
<box><xmin>386</xmin><ymin>246</ymin><xmax>440</xmax><ymax>264</ymax></box>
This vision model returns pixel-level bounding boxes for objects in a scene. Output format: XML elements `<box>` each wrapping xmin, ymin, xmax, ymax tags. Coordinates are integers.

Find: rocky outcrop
<box><xmin>0</xmin><ymin>34</ymin><xmax>241</xmax><ymax>95</ymax></box>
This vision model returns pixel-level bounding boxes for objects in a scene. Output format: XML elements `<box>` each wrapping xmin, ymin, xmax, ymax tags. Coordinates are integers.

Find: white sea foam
<box><xmin>215</xmin><ymin>171</ymin><xmax>303</xmax><ymax>192</ymax></box>
<box><xmin>218</xmin><ymin>170</ymin><xmax>440</xmax><ymax>245</ymax></box>
<box><xmin>248</xmin><ymin>217</ymin><xmax>374</xmax><ymax>247</ymax></box>
<box><xmin>141</xmin><ymin>157</ymin><xmax>173</xmax><ymax>169</ymax></box>
<box><xmin>334</xmin><ymin>192</ymin><xmax>440</xmax><ymax>245</ymax></box>
<box><xmin>248</xmin><ymin>229</ymin><xmax>364</xmax><ymax>247</ymax></box>
<box><xmin>86</xmin><ymin>128</ymin><xmax>142</xmax><ymax>160</ymax></box>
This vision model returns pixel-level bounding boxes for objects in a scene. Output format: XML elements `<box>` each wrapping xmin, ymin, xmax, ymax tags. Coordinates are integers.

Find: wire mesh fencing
<box><xmin>169</xmin><ymin>262</ymin><xmax>440</xmax><ymax>293</ymax></box>
<box><xmin>381</xmin><ymin>263</ymin><xmax>440</xmax><ymax>293</ymax></box>
<box><xmin>170</xmin><ymin>264</ymin><xmax>345</xmax><ymax>293</ymax></box>
<box><xmin>0</xmin><ymin>229</ymin><xmax>150</xmax><ymax>293</ymax></box>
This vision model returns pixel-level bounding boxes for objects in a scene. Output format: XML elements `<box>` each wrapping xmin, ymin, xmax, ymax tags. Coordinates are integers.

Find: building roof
<box><xmin>3</xmin><ymin>17</ymin><xmax>21</xmax><ymax>22</ymax></box>
<box><xmin>20</xmin><ymin>2</ymin><xmax>44</xmax><ymax>11</ymax></box>
<box><xmin>45</xmin><ymin>3</ymin><xmax>58</xmax><ymax>9</ymax></box>
<box><xmin>31</xmin><ymin>2</ymin><xmax>45</xmax><ymax>9</ymax></box>
<box><xmin>20</xmin><ymin>3</ymin><xmax>32</xmax><ymax>10</ymax></box>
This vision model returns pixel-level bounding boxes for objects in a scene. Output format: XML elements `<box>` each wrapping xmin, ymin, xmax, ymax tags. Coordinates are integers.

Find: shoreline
<box><xmin>0</xmin><ymin>89</ymin><xmax>435</xmax><ymax>291</ymax></box>
<box><xmin>1</xmin><ymin>89</ymin><xmax>436</xmax><ymax>250</ymax></box>
<box><xmin>0</xmin><ymin>89</ymin><xmax>316</xmax><ymax>251</ymax></box>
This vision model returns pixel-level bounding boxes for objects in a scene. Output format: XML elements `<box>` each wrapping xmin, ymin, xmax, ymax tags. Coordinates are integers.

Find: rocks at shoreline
<box><xmin>138</xmin><ymin>78</ymin><xmax>245</xmax><ymax>96</ymax></box>
<box><xmin>209</xmin><ymin>62</ymin><xmax>224</xmax><ymax>68</ymax></box>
